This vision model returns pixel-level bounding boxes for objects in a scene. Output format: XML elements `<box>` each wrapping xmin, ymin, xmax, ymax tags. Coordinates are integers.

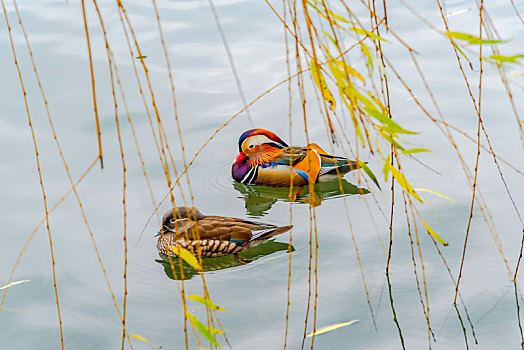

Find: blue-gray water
<box><xmin>1</xmin><ymin>0</ymin><xmax>523</xmax><ymax>349</ymax></box>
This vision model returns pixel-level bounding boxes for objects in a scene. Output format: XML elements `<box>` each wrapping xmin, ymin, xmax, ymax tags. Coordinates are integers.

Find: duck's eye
<box><xmin>248</xmin><ymin>144</ymin><xmax>255</xmax><ymax>149</ymax></box>
<box><xmin>170</xmin><ymin>218</ymin><xmax>175</xmax><ymax>224</ymax></box>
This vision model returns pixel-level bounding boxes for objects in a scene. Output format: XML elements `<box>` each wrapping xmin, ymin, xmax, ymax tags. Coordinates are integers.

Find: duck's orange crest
<box><xmin>247</xmin><ymin>144</ymin><xmax>284</xmax><ymax>166</ymax></box>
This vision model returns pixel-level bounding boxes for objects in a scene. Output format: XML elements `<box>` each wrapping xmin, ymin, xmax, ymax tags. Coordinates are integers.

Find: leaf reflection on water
<box><xmin>156</xmin><ymin>239</ymin><xmax>294</xmax><ymax>281</ymax></box>
<box><xmin>232</xmin><ymin>179</ymin><xmax>369</xmax><ymax>217</ymax></box>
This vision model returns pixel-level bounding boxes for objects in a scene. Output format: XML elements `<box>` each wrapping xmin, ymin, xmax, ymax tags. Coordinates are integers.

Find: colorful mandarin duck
<box><xmin>156</xmin><ymin>207</ymin><xmax>292</xmax><ymax>258</ymax></box>
<box><xmin>232</xmin><ymin>128</ymin><xmax>359</xmax><ymax>187</ymax></box>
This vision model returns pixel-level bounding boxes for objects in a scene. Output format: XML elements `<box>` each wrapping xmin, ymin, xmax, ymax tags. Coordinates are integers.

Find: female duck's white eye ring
<box><xmin>170</xmin><ymin>218</ymin><xmax>175</xmax><ymax>224</ymax></box>
<box><xmin>248</xmin><ymin>144</ymin><xmax>255</xmax><ymax>149</ymax></box>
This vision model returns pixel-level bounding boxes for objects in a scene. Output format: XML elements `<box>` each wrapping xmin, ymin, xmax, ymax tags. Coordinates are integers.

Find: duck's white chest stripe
<box><xmin>240</xmin><ymin>165</ymin><xmax>258</xmax><ymax>184</ymax></box>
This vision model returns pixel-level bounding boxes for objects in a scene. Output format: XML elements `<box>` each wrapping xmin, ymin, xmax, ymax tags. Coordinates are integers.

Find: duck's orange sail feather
<box><xmin>293</xmin><ymin>148</ymin><xmax>321</xmax><ymax>184</ymax></box>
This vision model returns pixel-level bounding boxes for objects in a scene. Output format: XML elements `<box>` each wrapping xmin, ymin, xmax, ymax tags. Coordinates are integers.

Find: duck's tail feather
<box><xmin>248</xmin><ymin>225</ymin><xmax>293</xmax><ymax>243</ymax></box>
<box><xmin>319</xmin><ymin>159</ymin><xmax>359</xmax><ymax>175</ymax></box>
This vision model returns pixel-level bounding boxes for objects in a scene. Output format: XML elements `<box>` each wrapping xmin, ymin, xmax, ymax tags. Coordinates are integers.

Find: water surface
<box><xmin>1</xmin><ymin>0</ymin><xmax>523</xmax><ymax>349</ymax></box>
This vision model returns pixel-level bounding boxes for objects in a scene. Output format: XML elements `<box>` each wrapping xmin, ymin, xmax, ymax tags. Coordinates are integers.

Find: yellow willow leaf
<box><xmin>334</xmin><ymin>59</ymin><xmax>365</xmax><ymax>82</ymax></box>
<box><xmin>360</xmin><ymin>43</ymin><xmax>373</xmax><ymax>71</ymax></box>
<box><xmin>187</xmin><ymin>294</ymin><xmax>227</xmax><ymax>311</ymax></box>
<box><xmin>307</xmin><ymin>0</ymin><xmax>349</xmax><ymax>24</ymax></box>
<box><xmin>131</xmin><ymin>334</ymin><xmax>158</xmax><ymax>350</ymax></box>
<box><xmin>311</xmin><ymin>59</ymin><xmax>336</xmax><ymax>110</ymax></box>
<box><xmin>490</xmin><ymin>54</ymin><xmax>524</xmax><ymax>64</ymax></box>
<box><xmin>0</xmin><ymin>280</ymin><xmax>30</xmax><ymax>290</ymax></box>
<box><xmin>171</xmin><ymin>247</ymin><xmax>202</xmax><ymax>270</ymax></box>
<box><xmin>349</xmin><ymin>27</ymin><xmax>388</xmax><ymax>42</ymax></box>
<box><xmin>327</xmin><ymin>59</ymin><xmax>347</xmax><ymax>88</ymax></box>
<box><xmin>207</xmin><ymin>327</ymin><xmax>225</xmax><ymax>335</ymax></box>
<box><xmin>367</xmin><ymin>92</ymin><xmax>388</xmax><ymax>114</ymax></box>
<box><xmin>306</xmin><ymin>1</ymin><xmax>343</xmax><ymax>29</ymax></box>
<box><xmin>319</xmin><ymin>1</ymin><xmax>350</xmax><ymax>24</ymax></box>
<box><xmin>401</xmin><ymin>148</ymin><xmax>430</xmax><ymax>155</ymax></box>
<box><xmin>307</xmin><ymin>320</ymin><xmax>359</xmax><ymax>337</ymax></box>
<box><xmin>383</xmin><ymin>154</ymin><xmax>391</xmax><ymax>182</ymax></box>
<box><xmin>388</xmin><ymin>165</ymin><xmax>423</xmax><ymax>202</ymax></box>
<box><xmin>327</xmin><ymin>9</ymin><xmax>350</xmax><ymax>23</ymax></box>
<box><xmin>322</xmin><ymin>33</ymin><xmax>340</xmax><ymax>50</ymax></box>
<box><xmin>421</xmin><ymin>219</ymin><xmax>449</xmax><ymax>246</ymax></box>
<box><xmin>449</xmin><ymin>39</ymin><xmax>473</xmax><ymax>65</ymax></box>
<box><xmin>414</xmin><ymin>188</ymin><xmax>458</xmax><ymax>203</ymax></box>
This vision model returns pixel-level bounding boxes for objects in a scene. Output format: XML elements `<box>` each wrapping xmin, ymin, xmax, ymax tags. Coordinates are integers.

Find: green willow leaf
<box><xmin>187</xmin><ymin>294</ymin><xmax>226</xmax><ymax>311</ymax></box>
<box><xmin>186</xmin><ymin>313</ymin><xmax>222</xmax><ymax>348</ymax></box>
<box><xmin>445</xmin><ymin>31</ymin><xmax>504</xmax><ymax>45</ymax></box>
<box><xmin>378</xmin><ymin>124</ymin><xmax>418</xmax><ymax>135</ymax></box>
<box><xmin>489</xmin><ymin>54</ymin><xmax>524</xmax><ymax>64</ymax></box>
<box><xmin>377</xmin><ymin>131</ymin><xmax>405</xmax><ymax>150</ymax></box>
<box><xmin>383</xmin><ymin>154</ymin><xmax>391</xmax><ymax>182</ymax></box>
<box><xmin>364</xmin><ymin>106</ymin><xmax>417</xmax><ymax>134</ymax></box>
<box><xmin>358</xmin><ymin>160</ymin><xmax>381</xmax><ymax>190</ymax></box>
<box><xmin>401</xmin><ymin>148</ymin><xmax>430</xmax><ymax>154</ymax></box>
<box><xmin>131</xmin><ymin>335</ymin><xmax>159</xmax><ymax>350</ymax></box>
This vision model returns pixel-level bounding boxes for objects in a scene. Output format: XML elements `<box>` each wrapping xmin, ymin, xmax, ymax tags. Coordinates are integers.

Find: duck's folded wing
<box><xmin>270</xmin><ymin>147</ymin><xmax>308</xmax><ymax>166</ymax></box>
<box><xmin>192</xmin><ymin>217</ymin><xmax>256</xmax><ymax>243</ymax></box>
<box><xmin>273</xmin><ymin>147</ymin><xmax>323</xmax><ymax>183</ymax></box>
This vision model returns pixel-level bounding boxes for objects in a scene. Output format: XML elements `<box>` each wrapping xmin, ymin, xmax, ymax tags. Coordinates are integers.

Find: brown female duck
<box><xmin>156</xmin><ymin>207</ymin><xmax>292</xmax><ymax>258</ymax></box>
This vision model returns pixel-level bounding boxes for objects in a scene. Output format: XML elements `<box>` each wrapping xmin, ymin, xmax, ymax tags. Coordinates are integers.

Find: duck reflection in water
<box><xmin>156</xmin><ymin>239</ymin><xmax>294</xmax><ymax>280</ymax></box>
<box><xmin>233</xmin><ymin>179</ymin><xmax>369</xmax><ymax>217</ymax></box>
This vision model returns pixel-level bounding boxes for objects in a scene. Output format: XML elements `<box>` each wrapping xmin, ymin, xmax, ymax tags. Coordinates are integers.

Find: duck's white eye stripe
<box><xmin>243</xmin><ymin>134</ymin><xmax>272</xmax><ymax>148</ymax></box>
<box><xmin>170</xmin><ymin>218</ymin><xmax>175</xmax><ymax>223</ymax></box>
